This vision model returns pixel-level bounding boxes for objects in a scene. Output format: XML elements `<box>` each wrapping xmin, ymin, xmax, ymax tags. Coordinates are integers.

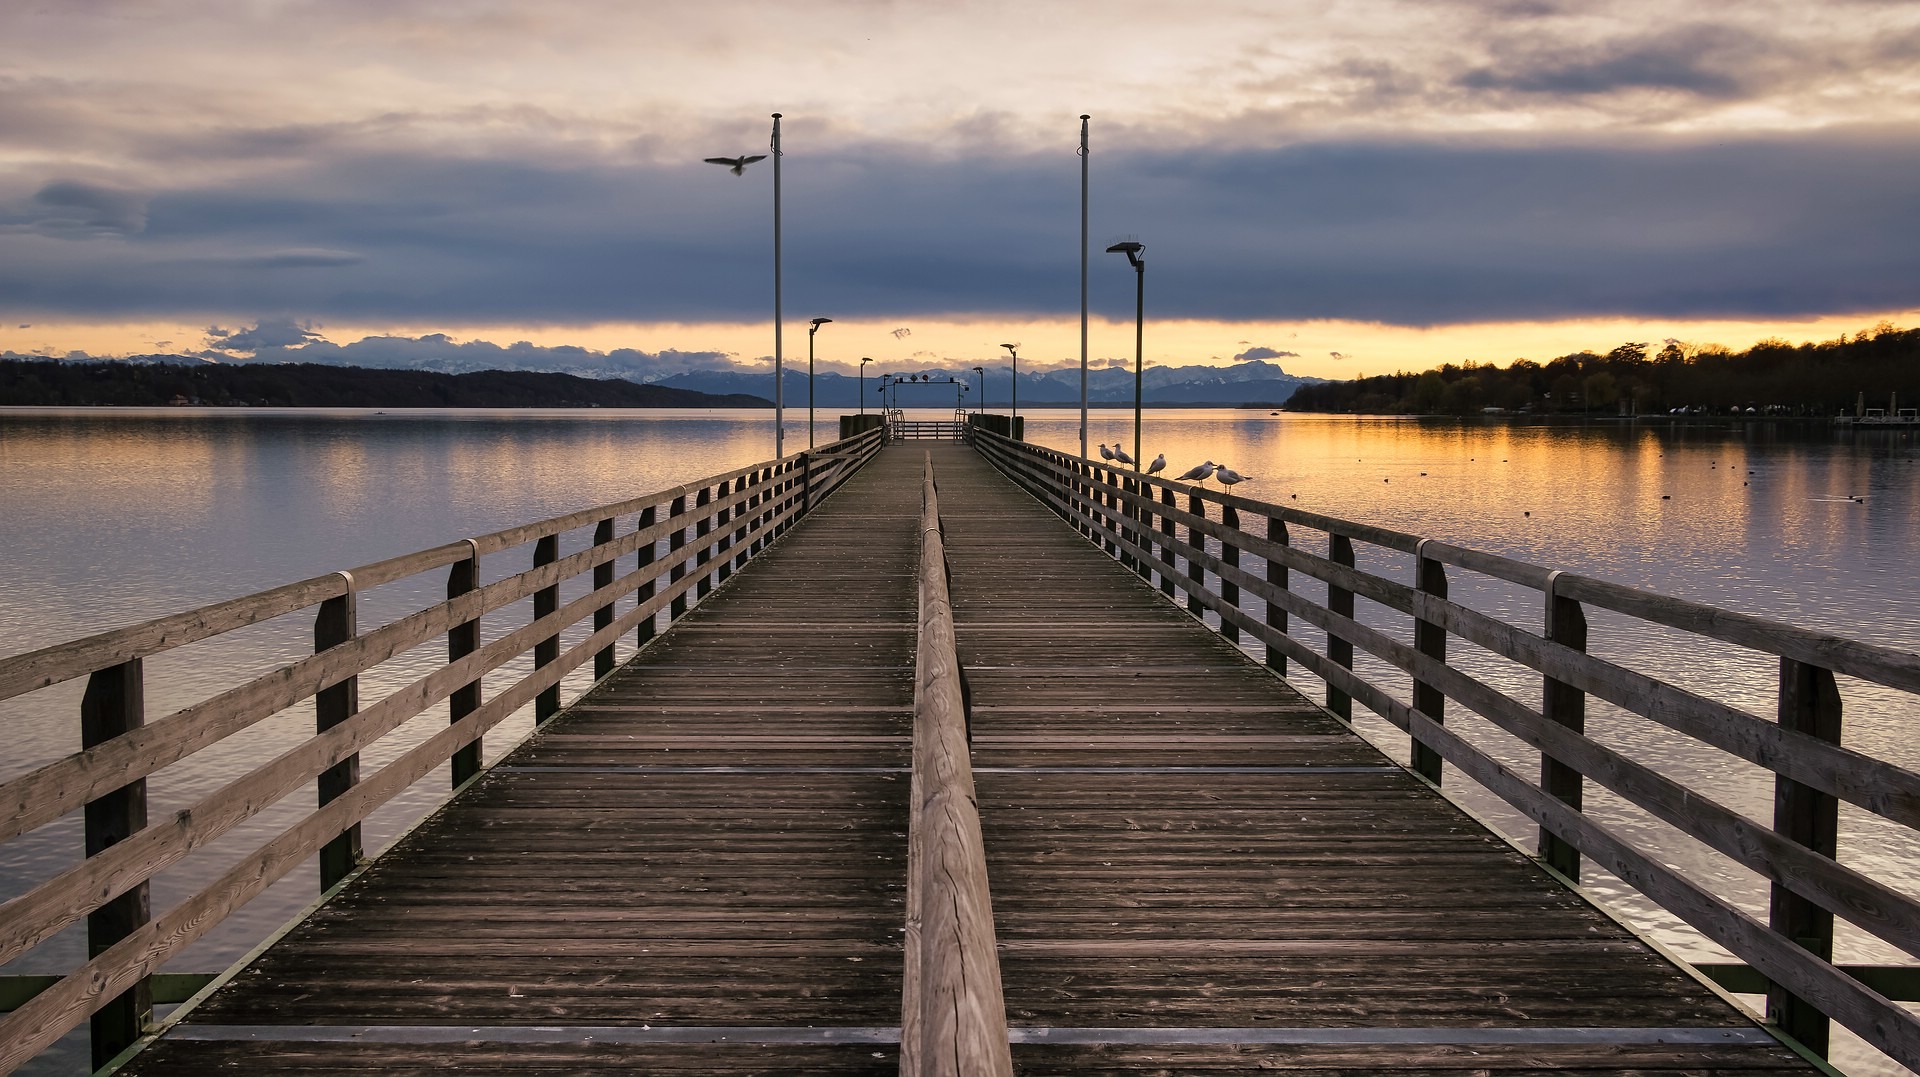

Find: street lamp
<box><xmin>1106</xmin><ymin>240</ymin><xmax>1145</xmax><ymax>470</ymax></box>
<box><xmin>807</xmin><ymin>317</ymin><xmax>831</xmax><ymax>447</ymax></box>
<box><xmin>705</xmin><ymin>113</ymin><xmax>785</xmax><ymax>458</ymax></box>
<box><xmin>1000</xmin><ymin>343</ymin><xmax>1019</xmax><ymax>429</ymax></box>
<box><xmin>972</xmin><ymin>366</ymin><xmax>985</xmax><ymax>416</ymax></box>
<box><xmin>860</xmin><ymin>357</ymin><xmax>873</xmax><ymax>416</ymax></box>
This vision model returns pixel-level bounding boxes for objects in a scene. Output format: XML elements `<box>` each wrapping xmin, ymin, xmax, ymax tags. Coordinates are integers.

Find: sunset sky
<box><xmin>3</xmin><ymin>0</ymin><xmax>1918</xmax><ymax>380</ymax></box>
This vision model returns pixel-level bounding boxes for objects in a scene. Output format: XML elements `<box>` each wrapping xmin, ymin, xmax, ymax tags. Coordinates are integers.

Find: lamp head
<box><xmin>860</xmin><ymin>356</ymin><xmax>872</xmax><ymax>365</ymax></box>
<box><xmin>1000</xmin><ymin>342</ymin><xmax>1019</xmax><ymax>357</ymax></box>
<box><xmin>1105</xmin><ymin>240</ymin><xmax>1145</xmax><ymax>269</ymax></box>
<box><xmin>809</xmin><ymin>317</ymin><xmax>832</xmax><ymax>332</ymax></box>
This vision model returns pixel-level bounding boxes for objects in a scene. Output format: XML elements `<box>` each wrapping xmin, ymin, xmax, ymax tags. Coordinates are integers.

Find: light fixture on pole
<box><xmin>807</xmin><ymin>317</ymin><xmax>831</xmax><ymax>447</ymax></box>
<box><xmin>704</xmin><ymin>113</ymin><xmax>784</xmax><ymax>458</ymax></box>
<box><xmin>859</xmin><ymin>357</ymin><xmax>873</xmax><ymax>415</ymax></box>
<box><xmin>1000</xmin><ymin>343</ymin><xmax>1020</xmax><ymax>429</ymax></box>
<box><xmin>1106</xmin><ymin>240</ymin><xmax>1145</xmax><ymax>470</ymax></box>
<box><xmin>972</xmin><ymin>366</ymin><xmax>984</xmax><ymax>416</ymax></box>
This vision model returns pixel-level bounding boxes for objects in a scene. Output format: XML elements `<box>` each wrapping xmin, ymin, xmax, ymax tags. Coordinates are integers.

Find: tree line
<box><xmin>0</xmin><ymin>359</ymin><xmax>769</xmax><ymax>409</ymax></box>
<box><xmin>1284</xmin><ymin>323</ymin><xmax>1920</xmax><ymax>417</ymax></box>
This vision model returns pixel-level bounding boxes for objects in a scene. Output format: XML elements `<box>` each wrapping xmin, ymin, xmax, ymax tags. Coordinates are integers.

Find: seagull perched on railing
<box><xmin>1113</xmin><ymin>445</ymin><xmax>1136</xmax><ymax>467</ymax></box>
<box><xmin>1098</xmin><ymin>443</ymin><xmax>1116</xmax><ymax>462</ymax></box>
<box><xmin>1175</xmin><ymin>460</ymin><xmax>1216</xmax><ymax>483</ymax></box>
<box><xmin>1146</xmin><ymin>453</ymin><xmax>1166</xmax><ymax>476</ymax></box>
<box><xmin>1216</xmin><ymin>464</ymin><xmax>1249</xmax><ymax>489</ymax></box>
<box><xmin>703</xmin><ymin>154</ymin><xmax>767</xmax><ymax>176</ymax></box>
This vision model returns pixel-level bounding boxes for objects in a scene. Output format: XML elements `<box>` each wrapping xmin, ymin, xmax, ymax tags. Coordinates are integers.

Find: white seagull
<box><xmin>703</xmin><ymin>154</ymin><xmax>767</xmax><ymax>176</ymax></box>
<box><xmin>1175</xmin><ymin>460</ymin><xmax>1216</xmax><ymax>483</ymax></box>
<box><xmin>1113</xmin><ymin>445</ymin><xmax>1136</xmax><ymax>467</ymax></box>
<box><xmin>1216</xmin><ymin>464</ymin><xmax>1249</xmax><ymax>488</ymax></box>
<box><xmin>1145</xmin><ymin>453</ymin><xmax>1166</xmax><ymax>476</ymax></box>
<box><xmin>1098</xmin><ymin>443</ymin><xmax>1116</xmax><ymax>461</ymax></box>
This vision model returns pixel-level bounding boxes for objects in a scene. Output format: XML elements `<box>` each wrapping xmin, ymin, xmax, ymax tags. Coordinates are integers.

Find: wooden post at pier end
<box><xmin>81</xmin><ymin>659</ymin><xmax>150</xmax><ymax>1067</ymax></box>
<box><xmin>1539</xmin><ymin>570</ymin><xmax>1587</xmax><ymax>879</ymax></box>
<box><xmin>1411</xmin><ymin>539</ymin><xmax>1448</xmax><ymax>784</ymax></box>
<box><xmin>1768</xmin><ymin>658</ymin><xmax>1842</xmax><ymax>1057</ymax></box>
<box><xmin>448</xmin><ymin>541</ymin><xmax>482</xmax><ymax>786</ymax></box>
<box><xmin>315</xmin><ymin>579</ymin><xmax>363</xmax><ymax>887</ymax></box>
<box><xmin>533</xmin><ymin>535</ymin><xmax>560</xmax><ymax>722</ymax></box>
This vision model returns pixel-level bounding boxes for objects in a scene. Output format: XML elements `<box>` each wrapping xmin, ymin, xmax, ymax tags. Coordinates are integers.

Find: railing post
<box><xmin>315</xmin><ymin>577</ymin><xmax>363</xmax><ymax>887</ymax></box>
<box><xmin>1157</xmin><ymin>486</ymin><xmax>1176</xmax><ymax>596</ymax></box>
<box><xmin>801</xmin><ymin>452</ymin><xmax>813</xmax><ymax>517</ymax></box>
<box><xmin>1411</xmin><ymin>539</ymin><xmax>1447</xmax><ymax>784</ymax></box>
<box><xmin>448</xmin><ymin>541</ymin><xmax>482</xmax><ymax>786</ymax></box>
<box><xmin>1220</xmin><ymin>504</ymin><xmax>1240</xmax><ymax>643</ymax></box>
<box><xmin>1326</xmin><ymin>534</ymin><xmax>1355</xmax><ymax>721</ymax></box>
<box><xmin>1265</xmin><ymin>515</ymin><xmax>1289</xmax><ymax>675</ymax></box>
<box><xmin>734</xmin><ymin>474</ymin><xmax>755</xmax><ymax>569</ymax></box>
<box><xmin>1769</xmin><ymin>658</ymin><xmax>1842</xmax><ymax>1057</ymax></box>
<box><xmin>695</xmin><ymin>486</ymin><xmax>715</xmax><ymax>600</ymax></box>
<box><xmin>533</xmin><ymin>535</ymin><xmax>560</xmax><ymax>723</ymax></box>
<box><xmin>668</xmin><ymin>493</ymin><xmax>689</xmax><ymax>621</ymax></box>
<box><xmin>1186</xmin><ymin>492</ymin><xmax>1206</xmax><ymax>615</ymax></box>
<box><xmin>1121</xmin><ymin>474</ymin><xmax>1136</xmax><ymax>575</ymax></box>
<box><xmin>1099</xmin><ymin>466</ymin><xmax>1118</xmax><ymax>558</ymax></box>
<box><xmin>593</xmin><ymin>518</ymin><xmax>617</xmax><ymax>679</ymax></box>
<box><xmin>716</xmin><ymin>478</ymin><xmax>735</xmax><ymax>583</ymax></box>
<box><xmin>81</xmin><ymin>658</ymin><xmax>149</xmax><ymax>1068</ymax></box>
<box><xmin>635</xmin><ymin>505</ymin><xmax>658</xmax><ymax>647</ymax></box>
<box><xmin>1539</xmin><ymin>570</ymin><xmax>1587</xmax><ymax>879</ymax></box>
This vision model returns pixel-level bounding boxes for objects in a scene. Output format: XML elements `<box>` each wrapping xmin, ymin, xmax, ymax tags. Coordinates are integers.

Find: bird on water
<box><xmin>1146</xmin><ymin>453</ymin><xmax>1166</xmax><ymax>476</ymax></box>
<box><xmin>703</xmin><ymin>154</ymin><xmax>766</xmax><ymax>176</ymax></box>
<box><xmin>1175</xmin><ymin>461</ymin><xmax>1216</xmax><ymax>483</ymax></box>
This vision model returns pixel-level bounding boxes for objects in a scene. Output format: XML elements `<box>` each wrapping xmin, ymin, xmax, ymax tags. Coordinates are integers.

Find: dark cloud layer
<box><xmin>2</xmin><ymin>127</ymin><xmax>1917</xmax><ymax>328</ymax></box>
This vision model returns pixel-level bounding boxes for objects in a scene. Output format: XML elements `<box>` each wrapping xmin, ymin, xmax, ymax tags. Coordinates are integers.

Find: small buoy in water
<box><xmin>1743</xmin><ymin>482</ymin><xmax>1749</xmax><ymax>486</ymax></box>
<box><xmin>1523</xmin><ymin>511</ymin><xmax>1531</xmax><ymax>517</ymax></box>
<box><xmin>1290</xmin><ymin>494</ymin><xmax>1298</xmax><ymax>499</ymax></box>
<box><xmin>1384</xmin><ymin>478</ymin><xmax>1389</xmax><ymax>483</ymax></box>
<box><xmin>1661</xmin><ymin>495</ymin><xmax>1671</xmax><ymax>500</ymax></box>
<box><xmin>1419</xmin><ymin>472</ymin><xmax>1427</xmax><ymax>476</ymax></box>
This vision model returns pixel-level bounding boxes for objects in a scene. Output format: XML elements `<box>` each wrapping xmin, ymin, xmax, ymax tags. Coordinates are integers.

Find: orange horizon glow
<box><xmin>6</xmin><ymin>307</ymin><xmax>1917</xmax><ymax>383</ymax></box>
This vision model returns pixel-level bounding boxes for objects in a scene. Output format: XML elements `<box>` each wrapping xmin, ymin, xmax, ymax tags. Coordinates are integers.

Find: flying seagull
<box><xmin>1146</xmin><ymin>453</ymin><xmax>1166</xmax><ymax>476</ymax></box>
<box><xmin>704</xmin><ymin>154</ymin><xmax>767</xmax><ymax>176</ymax></box>
<box><xmin>1175</xmin><ymin>461</ymin><xmax>1216</xmax><ymax>483</ymax></box>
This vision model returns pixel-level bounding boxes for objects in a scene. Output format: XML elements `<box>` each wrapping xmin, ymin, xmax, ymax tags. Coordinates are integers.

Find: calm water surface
<box><xmin>2</xmin><ymin>407</ymin><xmax>1915</xmax><ymax>1074</ymax></box>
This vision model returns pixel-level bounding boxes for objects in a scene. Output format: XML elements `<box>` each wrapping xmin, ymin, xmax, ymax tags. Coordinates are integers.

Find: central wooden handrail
<box><xmin>900</xmin><ymin>452</ymin><xmax>1013</xmax><ymax>1077</ymax></box>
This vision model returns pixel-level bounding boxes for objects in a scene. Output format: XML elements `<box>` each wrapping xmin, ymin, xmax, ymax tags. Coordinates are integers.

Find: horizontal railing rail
<box><xmin>900</xmin><ymin>453</ymin><xmax>1013</xmax><ymax>1077</ymax></box>
<box><xmin>972</xmin><ymin>428</ymin><xmax>1920</xmax><ymax>1070</ymax></box>
<box><xmin>0</xmin><ymin>427</ymin><xmax>884</xmax><ymax>1073</ymax></box>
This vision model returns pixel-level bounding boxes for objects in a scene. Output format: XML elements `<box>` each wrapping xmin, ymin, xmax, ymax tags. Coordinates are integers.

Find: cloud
<box><xmin>188</xmin><ymin>319</ymin><xmax>741</xmax><ymax>379</ymax></box>
<box><xmin>1329</xmin><ymin>351</ymin><xmax>1348</xmax><ymax>360</ymax></box>
<box><xmin>2</xmin><ymin>180</ymin><xmax>148</xmax><ymax>237</ymax></box>
<box><xmin>3</xmin><ymin>126</ymin><xmax>1919</xmax><ymax>329</ymax></box>
<box><xmin>206</xmin><ymin>317</ymin><xmax>323</xmax><ymax>352</ymax></box>
<box><xmin>1233</xmin><ymin>345</ymin><xmax>1298</xmax><ymax>361</ymax></box>
<box><xmin>1457</xmin><ymin>25</ymin><xmax>1775</xmax><ymax>99</ymax></box>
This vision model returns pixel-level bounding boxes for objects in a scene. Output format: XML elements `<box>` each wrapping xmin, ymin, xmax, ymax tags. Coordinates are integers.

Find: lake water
<box><xmin>2</xmin><ymin>406</ymin><xmax>1915</xmax><ymax>1074</ymax></box>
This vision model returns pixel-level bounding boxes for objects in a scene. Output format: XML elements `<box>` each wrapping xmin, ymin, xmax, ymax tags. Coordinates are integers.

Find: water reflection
<box><xmin>2</xmin><ymin>407</ymin><xmax>1916</xmax><ymax>1075</ymax></box>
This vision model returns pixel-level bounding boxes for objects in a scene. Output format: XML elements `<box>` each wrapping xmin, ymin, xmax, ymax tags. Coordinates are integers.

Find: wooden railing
<box><xmin>972</xmin><ymin>429</ymin><xmax>1920</xmax><ymax>1070</ymax></box>
<box><xmin>0</xmin><ymin>427</ymin><xmax>884</xmax><ymax>1074</ymax></box>
<box><xmin>900</xmin><ymin>453</ymin><xmax>1013</xmax><ymax>1077</ymax></box>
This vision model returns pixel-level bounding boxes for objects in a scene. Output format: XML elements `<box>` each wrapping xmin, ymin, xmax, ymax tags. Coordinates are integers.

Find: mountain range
<box><xmin>657</xmin><ymin>359</ymin><xmax>1320</xmax><ymax>408</ymax></box>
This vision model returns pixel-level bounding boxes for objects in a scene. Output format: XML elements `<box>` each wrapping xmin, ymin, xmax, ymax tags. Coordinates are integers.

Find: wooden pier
<box><xmin>4</xmin><ymin>430</ymin><xmax>1918</xmax><ymax>1075</ymax></box>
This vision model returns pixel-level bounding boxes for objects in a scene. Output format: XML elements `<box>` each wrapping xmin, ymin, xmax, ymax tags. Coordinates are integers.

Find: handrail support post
<box><xmin>81</xmin><ymin>658</ymin><xmax>150</xmax><ymax>1068</ymax></box>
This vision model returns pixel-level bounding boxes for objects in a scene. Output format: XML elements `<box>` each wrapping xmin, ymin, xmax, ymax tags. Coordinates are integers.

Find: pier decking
<box><xmin>105</xmin><ymin>444</ymin><xmax>1811</xmax><ymax>1075</ymax></box>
